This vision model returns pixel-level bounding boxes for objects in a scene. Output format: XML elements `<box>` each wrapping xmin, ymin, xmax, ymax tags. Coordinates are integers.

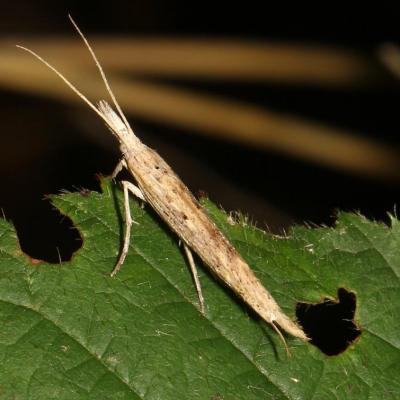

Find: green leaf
<box><xmin>0</xmin><ymin>177</ymin><xmax>399</xmax><ymax>399</ymax></box>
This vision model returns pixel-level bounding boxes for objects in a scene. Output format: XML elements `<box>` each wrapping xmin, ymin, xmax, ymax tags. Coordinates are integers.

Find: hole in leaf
<box><xmin>296</xmin><ymin>288</ymin><xmax>361</xmax><ymax>356</ymax></box>
<box><xmin>10</xmin><ymin>200</ymin><xmax>83</xmax><ymax>264</ymax></box>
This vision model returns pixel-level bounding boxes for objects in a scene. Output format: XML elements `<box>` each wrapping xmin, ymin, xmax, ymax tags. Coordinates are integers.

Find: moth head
<box><xmin>98</xmin><ymin>100</ymin><xmax>130</xmax><ymax>142</ymax></box>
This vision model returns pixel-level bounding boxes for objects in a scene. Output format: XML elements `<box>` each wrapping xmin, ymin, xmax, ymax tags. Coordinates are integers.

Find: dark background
<box><xmin>0</xmin><ymin>2</ymin><xmax>399</xmax><ymax>262</ymax></box>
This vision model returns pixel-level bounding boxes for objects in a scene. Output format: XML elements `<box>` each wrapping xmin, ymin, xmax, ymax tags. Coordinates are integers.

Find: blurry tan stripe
<box><xmin>379</xmin><ymin>43</ymin><xmax>400</xmax><ymax>79</ymax></box>
<box><xmin>2</xmin><ymin>37</ymin><xmax>379</xmax><ymax>86</ymax></box>
<box><xmin>0</xmin><ymin>48</ymin><xmax>398</xmax><ymax>180</ymax></box>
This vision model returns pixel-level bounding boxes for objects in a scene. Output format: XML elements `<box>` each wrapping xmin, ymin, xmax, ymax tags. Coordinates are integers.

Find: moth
<box><xmin>18</xmin><ymin>16</ymin><xmax>308</xmax><ymax>352</ymax></box>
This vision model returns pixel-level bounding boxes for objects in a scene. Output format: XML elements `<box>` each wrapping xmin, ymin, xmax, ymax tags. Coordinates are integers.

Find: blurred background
<box><xmin>0</xmin><ymin>2</ymin><xmax>399</xmax><ymax>262</ymax></box>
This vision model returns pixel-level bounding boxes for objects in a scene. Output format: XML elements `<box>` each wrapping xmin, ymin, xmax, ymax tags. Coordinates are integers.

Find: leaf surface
<box><xmin>0</xmin><ymin>178</ymin><xmax>398</xmax><ymax>399</ymax></box>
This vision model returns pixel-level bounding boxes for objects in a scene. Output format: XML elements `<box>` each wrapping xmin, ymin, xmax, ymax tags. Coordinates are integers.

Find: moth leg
<box><xmin>111</xmin><ymin>180</ymin><xmax>146</xmax><ymax>277</ymax></box>
<box><xmin>111</xmin><ymin>158</ymin><xmax>128</xmax><ymax>179</ymax></box>
<box><xmin>183</xmin><ymin>244</ymin><xmax>205</xmax><ymax>314</ymax></box>
<box><xmin>271</xmin><ymin>321</ymin><xmax>291</xmax><ymax>358</ymax></box>
<box><xmin>124</xmin><ymin>181</ymin><xmax>146</xmax><ymax>202</ymax></box>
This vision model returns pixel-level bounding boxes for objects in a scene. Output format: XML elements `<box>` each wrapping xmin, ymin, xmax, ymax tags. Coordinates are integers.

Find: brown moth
<box><xmin>17</xmin><ymin>16</ymin><xmax>308</xmax><ymax>352</ymax></box>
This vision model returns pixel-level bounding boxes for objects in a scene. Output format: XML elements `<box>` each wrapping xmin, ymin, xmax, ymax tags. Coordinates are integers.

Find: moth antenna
<box><xmin>16</xmin><ymin>45</ymin><xmax>110</xmax><ymax>127</ymax></box>
<box><xmin>68</xmin><ymin>15</ymin><xmax>133</xmax><ymax>134</ymax></box>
